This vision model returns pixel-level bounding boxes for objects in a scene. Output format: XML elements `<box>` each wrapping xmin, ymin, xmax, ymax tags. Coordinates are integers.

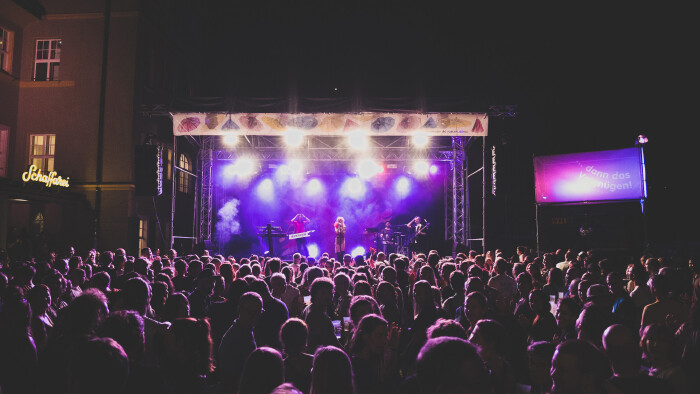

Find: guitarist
<box><xmin>407</xmin><ymin>216</ymin><xmax>428</xmax><ymax>255</ymax></box>
<box><xmin>291</xmin><ymin>213</ymin><xmax>310</xmax><ymax>256</ymax></box>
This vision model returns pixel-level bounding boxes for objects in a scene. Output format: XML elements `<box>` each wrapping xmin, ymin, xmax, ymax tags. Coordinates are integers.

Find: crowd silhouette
<box><xmin>0</xmin><ymin>244</ymin><xmax>698</xmax><ymax>393</ymax></box>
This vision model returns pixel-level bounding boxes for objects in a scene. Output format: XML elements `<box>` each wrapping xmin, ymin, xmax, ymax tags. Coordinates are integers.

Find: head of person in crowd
<box><xmin>238</xmin><ymin>291</ymin><xmax>264</xmax><ymax>327</ymax></box>
<box><xmin>309</xmin><ymin>277</ymin><xmax>334</xmax><ymax>309</ymax></box>
<box><xmin>576</xmin><ymin>302</ymin><xmax>610</xmax><ymax>348</ymax></box>
<box><xmin>550</xmin><ymin>339</ymin><xmax>611</xmax><ymax>394</ymax></box>
<box><xmin>516</xmin><ymin>272</ymin><xmax>533</xmax><ymax>299</ymax></box>
<box><xmin>413</xmin><ymin>280</ymin><xmax>436</xmax><ymax>317</ymax></box>
<box><xmin>350</xmin><ymin>313</ymin><xmax>388</xmax><ymax>357</ymax></box>
<box><xmin>238</xmin><ymin>347</ymin><xmax>284</xmax><ymax>394</ymax></box>
<box><xmin>310</xmin><ymin>346</ymin><xmax>354</xmax><ymax>394</ymax></box>
<box><xmin>97</xmin><ymin>310</ymin><xmax>145</xmax><ymax>364</ymax></box>
<box><xmin>528</xmin><ymin>341</ymin><xmax>556</xmax><ymax>393</ymax></box>
<box><xmin>162</xmin><ymin>292</ymin><xmax>190</xmax><ymax>322</ymax></box>
<box><xmin>270</xmin><ymin>273</ymin><xmax>287</xmax><ymax>299</ymax></box>
<box><xmin>555</xmin><ymin>297</ymin><xmax>581</xmax><ymax>335</ymax></box>
<box><xmin>333</xmin><ymin>272</ymin><xmax>352</xmax><ymax>297</ymax></box>
<box><xmin>349</xmin><ymin>295</ymin><xmax>380</xmax><ymax>328</ymax></box>
<box><xmin>68</xmin><ymin>337</ymin><xmax>129</xmax><ymax>394</ymax></box>
<box><xmin>464</xmin><ymin>291</ymin><xmax>488</xmax><ymax>328</ymax></box>
<box><xmin>59</xmin><ymin>288</ymin><xmax>110</xmax><ymax>338</ymax></box>
<box><xmin>416</xmin><ymin>337</ymin><xmax>490</xmax><ymax>394</ymax></box>
<box><xmin>468</xmin><ymin>319</ymin><xmax>508</xmax><ymax>364</ymax></box>
<box><xmin>162</xmin><ymin>318</ymin><xmax>214</xmax><ymax>379</ymax></box>
<box><xmin>353</xmin><ymin>280</ymin><xmax>372</xmax><ymax>297</ymax></box>
<box><xmin>280</xmin><ymin>318</ymin><xmax>309</xmax><ymax>356</ymax></box>
<box><xmin>121</xmin><ymin>277</ymin><xmax>151</xmax><ymax>316</ymax></box>
<box><xmin>602</xmin><ymin>324</ymin><xmax>641</xmax><ymax>378</ymax></box>
<box><xmin>426</xmin><ymin>318</ymin><xmax>468</xmax><ymax>340</ymax></box>
<box><xmin>640</xmin><ymin>323</ymin><xmax>678</xmax><ymax>370</ymax></box>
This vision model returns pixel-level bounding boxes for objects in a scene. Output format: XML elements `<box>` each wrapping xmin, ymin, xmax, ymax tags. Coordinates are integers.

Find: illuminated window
<box><xmin>1</xmin><ymin>26</ymin><xmax>13</xmax><ymax>73</ymax></box>
<box><xmin>178</xmin><ymin>153</ymin><xmax>191</xmax><ymax>193</ymax></box>
<box><xmin>34</xmin><ymin>39</ymin><xmax>62</xmax><ymax>81</ymax></box>
<box><xmin>138</xmin><ymin>218</ymin><xmax>148</xmax><ymax>251</ymax></box>
<box><xmin>165</xmin><ymin>148</ymin><xmax>173</xmax><ymax>180</ymax></box>
<box><xmin>29</xmin><ymin>134</ymin><xmax>56</xmax><ymax>171</ymax></box>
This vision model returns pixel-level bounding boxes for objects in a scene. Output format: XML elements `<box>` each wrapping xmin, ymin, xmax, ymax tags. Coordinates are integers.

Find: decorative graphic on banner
<box><xmin>172</xmin><ymin>112</ymin><xmax>488</xmax><ymax>137</ymax></box>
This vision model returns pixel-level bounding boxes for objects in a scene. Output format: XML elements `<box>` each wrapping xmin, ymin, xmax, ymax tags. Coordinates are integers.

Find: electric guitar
<box><xmin>410</xmin><ymin>223</ymin><xmax>429</xmax><ymax>242</ymax></box>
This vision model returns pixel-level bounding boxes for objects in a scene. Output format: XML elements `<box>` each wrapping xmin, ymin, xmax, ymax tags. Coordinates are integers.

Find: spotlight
<box><xmin>413</xmin><ymin>160</ymin><xmax>430</xmax><ymax>176</ymax></box>
<box><xmin>307</xmin><ymin>243</ymin><xmax>320</xmax><ymax>258</ymax></box>
<box><xmin>255</xmin><ymin>178</ymin><xmax>274</xmax><ymax>202</ymax></box>
<box><xmin>288</xmin><ymin>159</ymin><xmax>304</xmax><ymax>177</ymax></box>
<box><xmin>230</xmin><ymin>157</ymin><xmax>256</xmax><ymax>178</ymax></box>
<box><xmin>395</xmin><ymin>176</ymin><xmax>411</xmax><ymax>197</ymax></box>
<box><xmin>637</xmin><ymin>134</ymin><xmax>648</xmax><ymax>145</ymax></box>
<box><xmin>342</xmin><ymin>177</ymin><xmax>366</xmax><ymax>199</ymax></box>
<box><xmin>285</xmin><ymin>129</ymin><xmax>304</xmax><ymax>147</ymax></box>
<box><xmin>357</xmin><ymin>159</ymin><xmax>382</xmax><ymax>179</ymax></box>
<box><xmin>223</xmin><ymin>134</ymin><xmax>238</xmax><ymax>146</ymax></box>
<box><xmin>348</xmin><ymin>131</ymin><xmax>368</xmax><ymax>150</ymax></box>
<box><xmin>306</xmin><ymin>179</ymin><xmax>323</xmax><ymax>196</ymax></box>
<box><xmin>351</xmin><ymin>246</ymin><xmax>366</xmax><ymax>258</ymax></box>
<box><xmin>429</xmin><ymin>164</ymin><xmax>439</xmax><ymax>175</ymax></box>
<box><xmin>413</xmin><ymin>132</ymin><xmax>429</xmax><ymax>148</ymax></box>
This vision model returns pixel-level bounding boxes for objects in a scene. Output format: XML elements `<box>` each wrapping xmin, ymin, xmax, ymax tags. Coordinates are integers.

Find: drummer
<box><xmin>379</xmin><ymin>221</ymin><xmax>394</xmax><ymax>254</ymax></box>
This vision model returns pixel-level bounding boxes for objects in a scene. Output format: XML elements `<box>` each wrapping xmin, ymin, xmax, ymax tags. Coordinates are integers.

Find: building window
<box><xmin>138</xmin><ymin>218</ymin><xmax>148</xmax><ymax>252</ymax></box>
<box><xmin>178</xmin><ymin>153</ymin><xmax>191</xmax><ymax>193</ymax></box>
<box><xmin>1</xmin><ymin>26</ymin><xmax>13</xmax><ymax>73</ymax></box>
<box><xmin>0</xmin><ymin>127</ymin><xmax>8</xmax><ymax>177</ymax></box>
<box><xmin>29</xmin><ymin>134</ymin><xmax>56</xmax><ymax>171</ymax></box>
<box><xmin>34</xmin><ymin>39</ymin><xmax>62</xmax><ymax>81</ymax></box>
<box><xmin>165</xmin><ymin>148</ymin><xmax>173</xmax><ymax>180</ymax></box>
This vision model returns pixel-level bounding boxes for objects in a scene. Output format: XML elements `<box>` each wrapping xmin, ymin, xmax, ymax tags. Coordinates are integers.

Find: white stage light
<box><xmin>348</xmin><ymin>131</ymin><xmax>368</xmax><ymax>150</ymax></box>
<box><xmin>351</xmin><ymin>246</ymin><xmax>366</xmax><ymax>258</ymax></box>
<box><xmin>223</xmin><ymin>134</ymin><xmax>238</xmax><ymax>146</ymax></box>
<box><xmin>234</xmin><ymin>157</ymin><xmax>256</xmax><ymax>177</ymax></box>
<box><xmin>396</xmin><ymin>176</ymin><xmax>411</xmax><ymax>196</ymax></box>
<box><xmin>288</xmin><ymin>159</ymin><xmax>304</xmax><ymax>176</ymax></box>
<box><xmin>285</xmin><ymin>129</ymin><xmax>304</xmax><ymax>147</ymax></box>
<box><xmin>413</xmin><ymin>132</ymin><xmax>429</xmax><ymax>148</ymax></box>
<box><xmin>413</xmin><ymin>160</ymin><xmax>430</xmax><ymax>176</ymax></box>
<box><xmin>256</xmin><ymin>178</ymin><xmax>274</xmax><ymax>202</ymax></box>
<box><xmin>357</xmin><ymin>159</ymin><xmax>382</xmax><ymax>179</ymax></box>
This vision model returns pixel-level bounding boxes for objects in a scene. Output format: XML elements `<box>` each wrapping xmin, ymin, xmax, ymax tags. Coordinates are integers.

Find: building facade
<box><xmin>1</xmin><ymin>0</ymin><xmax>203</xmax><ymax>259</ymax></box>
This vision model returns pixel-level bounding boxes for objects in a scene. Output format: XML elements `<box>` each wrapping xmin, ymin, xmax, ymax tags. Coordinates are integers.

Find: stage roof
<box><xmin>172</xmin><ymin>112</ymin><xmax>488</xmax><ymax>137</ymax></box>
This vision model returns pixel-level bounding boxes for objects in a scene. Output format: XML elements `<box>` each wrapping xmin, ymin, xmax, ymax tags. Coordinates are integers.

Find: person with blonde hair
<box><xmin>334</xmin><ymin>217</ymin><xmax>346</xmax><ymax>263</ymax></box>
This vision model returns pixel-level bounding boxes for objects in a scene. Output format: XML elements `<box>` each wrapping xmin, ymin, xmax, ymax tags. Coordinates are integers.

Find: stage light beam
<box><xmin>288</xmin><ymin>159</ymin><xmax>304</xmax><ymax>176</ymax></box>
<box><xmin>306</xmin><ymin>179</ymin><xmax>323</xmax><ymax>196</ymax></box>
<box><xmin>285</xmin><ymin>129</ymin><xmax>304</xmax><ymax>147</ymax></box>
<box><xmin>348</xmin><ymin>131</ymin><xmax>368</xmax><ymax>150</ymax></box>
<box><xmin>342</xmin><ymin>177</ymin><xmax>366</xmax><ymax>199</ymax></box>
<box><xmin>413</xmin><ymin>132</ymin><xmax>429</xmax><ymax>148</ymax></box>
<box><xmin>351</xmin><ymin>246</ymin><xmax>366</xmax><ymax>258</ymax></box>
<box><xmin>255</xmin><ymin>178</ymin><xmax>274</xmax><ymax>202</ymax></box>
<box><xmin>396</xmin><ymin>176</ymin><xmax>411</xmax><ymax>197</ymax></box>
<box><xmin>357</xmin><ymin>159</ymin><xmax>382</xmax><ymax>179</ymax></box>
<box><xmin>223</xmin><ymin>134</ymin><xmax>239</xmax><ymax>146</ymax></box>
<box><xmin>307</xmin><ymin>243</ymin><xmax>320</xmax><ymax>258</ymax></box>
<box><xmin>413</xmin><ymin>160</ymin><xmax>430</xmax><ymax>176</ymax></box>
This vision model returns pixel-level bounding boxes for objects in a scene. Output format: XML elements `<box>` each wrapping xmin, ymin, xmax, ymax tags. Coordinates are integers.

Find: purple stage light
<box><xmin>429</xmin><ymin>164</ymin><xmax>438</xmax><ymax>175</ymax></box>
<box><xmin>306</xmin><ymin>178</ymin><xmax>323</xmax><ymax>196</ymax></box>
<box><xmin>255</xmin><ymin>178</ymin><xmax>274</xmax><ymax>202</ymax></box>
<box><xmin>342</xmin><ymin>177</ymin><xmax>366</xmax><ymax>199</ymax></box>
<box><xmin>395</xmin><ymin>176</ymin><xmax>411</xmax><ymax>197</ymax></box>
<box><xmin>413</xmin><ymin>160</ymin><xmax>429</xmax><ymax>176</ymax></box>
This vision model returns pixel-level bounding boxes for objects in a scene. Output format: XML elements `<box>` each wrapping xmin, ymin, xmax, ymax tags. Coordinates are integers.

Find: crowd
<box><xmin>0</xmin><ymin>244</ymin><xmax>699</xmax><ymax>394</ymax></box>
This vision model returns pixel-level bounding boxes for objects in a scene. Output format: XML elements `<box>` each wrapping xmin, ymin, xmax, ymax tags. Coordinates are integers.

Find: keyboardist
<box><xmin>290</xmin><ymin>213</ymin><xmax>310</xmax><ymax>256</ymax></box>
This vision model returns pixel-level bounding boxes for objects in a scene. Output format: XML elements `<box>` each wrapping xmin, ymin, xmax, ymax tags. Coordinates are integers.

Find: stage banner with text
<box><xmin>534</xmin><ymin>147</ymin><xmax>646</xmax><ymax>204</ymax></box>
<box><xmin>172</xmin><ymin>112</ymin><xmax>487</xmax><ymax>136</ymax></box>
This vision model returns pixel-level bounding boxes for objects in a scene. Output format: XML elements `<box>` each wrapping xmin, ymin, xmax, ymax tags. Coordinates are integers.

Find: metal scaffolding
<box><xmin>190</xmin><ymin>135</ymin><xmax>485</xmax><ymax>251</ymax></box>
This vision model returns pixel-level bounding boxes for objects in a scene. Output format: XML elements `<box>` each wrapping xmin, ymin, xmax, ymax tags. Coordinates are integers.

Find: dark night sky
<box><xmin>198</xmin><ymin>1</ymin><xmax>697</xmax><ymax>245</ymax></box>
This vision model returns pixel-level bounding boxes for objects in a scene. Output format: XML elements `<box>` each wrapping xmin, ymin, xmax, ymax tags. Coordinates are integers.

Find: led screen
<box><xmin>534</xmin><ymin>147</ymin><xmax>646</xmax><ymax>204</ymax></box>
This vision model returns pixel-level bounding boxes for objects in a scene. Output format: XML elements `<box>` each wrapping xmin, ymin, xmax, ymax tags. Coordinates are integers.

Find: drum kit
<box><xmin>365</xmin><ymin>224</ymin><xmax>410</xmax><ymax>256</ymax></box>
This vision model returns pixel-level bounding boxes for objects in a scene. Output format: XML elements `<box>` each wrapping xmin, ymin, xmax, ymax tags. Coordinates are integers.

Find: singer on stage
<box><xmin>291</xmin><ymin>213</ymin><xmax>310</xmax><ymax>256</ymax></box>
<box><xmin>334</xmin><ymin>217</ymin><xmax>346</xmax><ymax>263</ymax></box>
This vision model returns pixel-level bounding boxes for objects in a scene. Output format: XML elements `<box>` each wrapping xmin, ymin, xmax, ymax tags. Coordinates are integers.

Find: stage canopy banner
<box><xmin>172</xmin><ymin>112</ymin><xmax>488</xmax><ymax>137</ymax></box>
<box><xmin>534</xmin><ymin>147</ymin><xmax>647</xmax><ymax>204</ymax></box>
